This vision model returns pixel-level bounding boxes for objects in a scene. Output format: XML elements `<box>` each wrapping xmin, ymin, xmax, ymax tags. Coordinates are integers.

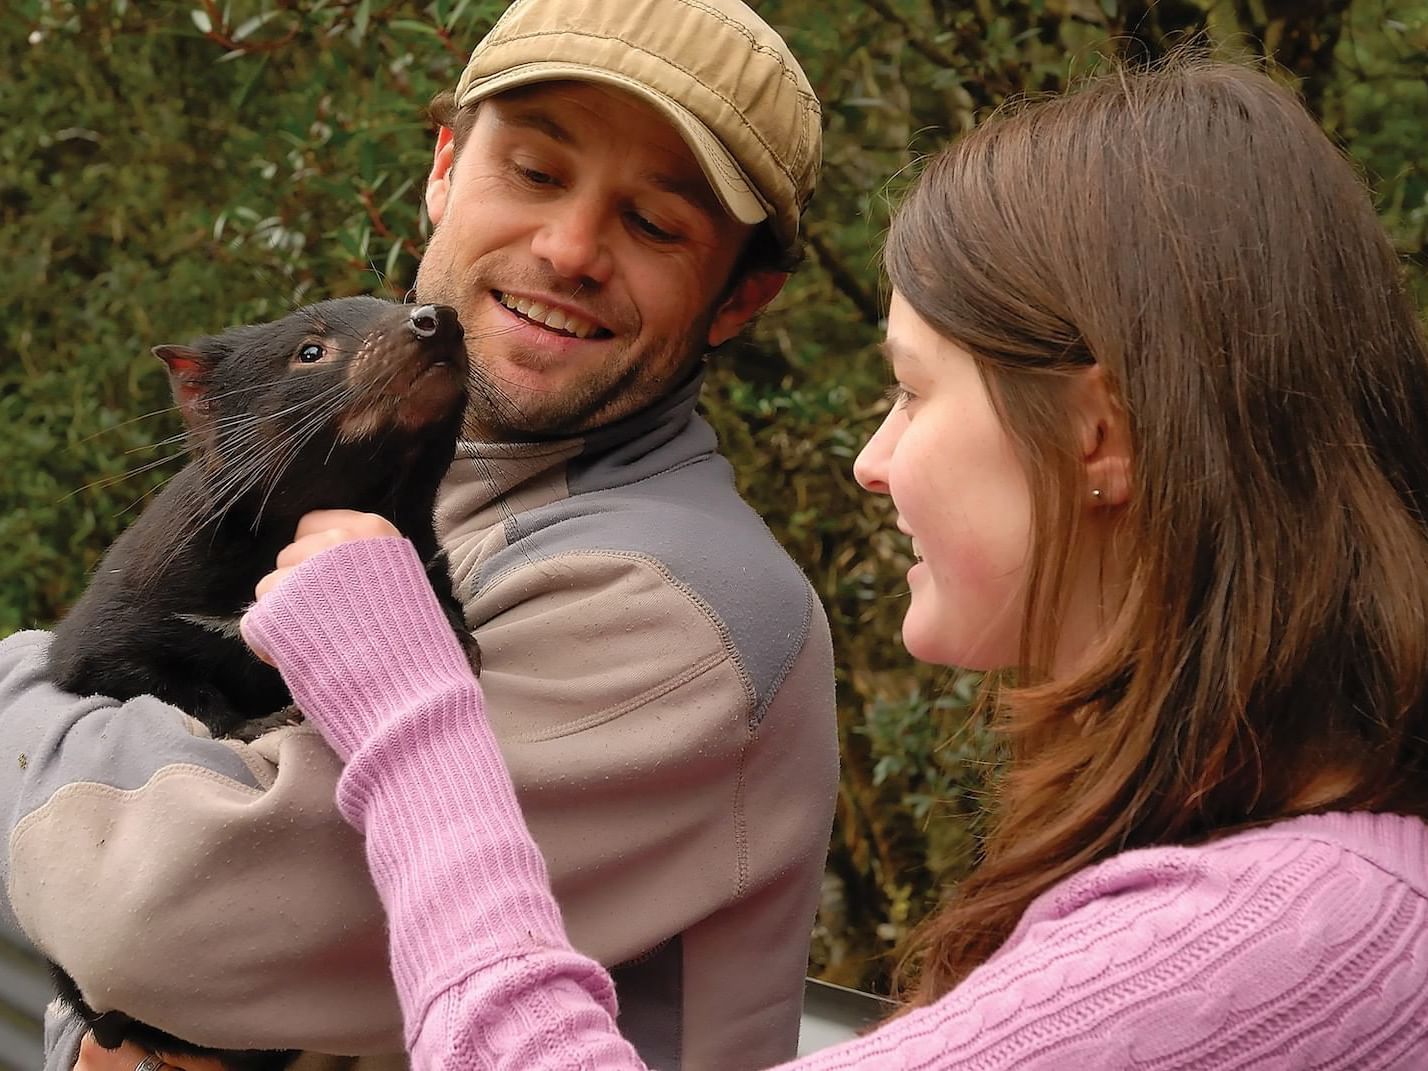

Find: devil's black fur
<box><xmin>47</xmin><ymin>296</ymin><xmax>475</xmax><ymax>1071</ymax></box>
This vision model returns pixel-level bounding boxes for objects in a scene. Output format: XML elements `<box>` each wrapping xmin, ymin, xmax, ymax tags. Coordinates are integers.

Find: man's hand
<box><xmin>74</xmin><ymin>1035</ymin><xmax>231</xmax><ymax>1071</ymax></box>
<box><xmin>243</xmin><ymin>510</ymin><xmax>401</xmax><ymax>665</ymax></box>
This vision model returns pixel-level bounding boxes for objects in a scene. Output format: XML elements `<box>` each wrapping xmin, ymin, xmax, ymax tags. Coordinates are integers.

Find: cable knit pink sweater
<box><xmin>242</xmin><ymin>538</ymin><xmax>1428</xmax><ymax>1070</ymax></box>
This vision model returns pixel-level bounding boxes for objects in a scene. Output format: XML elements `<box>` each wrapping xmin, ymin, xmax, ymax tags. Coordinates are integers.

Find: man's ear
<box><xmin>426</xmin><ymin>127</ymin><xmax>457</xmax><ymax>227</ymax></box>
<box><xmin>708</xmin><ymin>270</ymin><xmax>787</xmax><ymax>347</ymax></box>
<box><xmin>1074</xmin><ymin>364</ymin><xmax>1133</xmax><ymax>507</ymax></box>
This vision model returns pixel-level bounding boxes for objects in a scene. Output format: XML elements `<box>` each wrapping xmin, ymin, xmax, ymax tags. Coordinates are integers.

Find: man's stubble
<box><xmin>416</xmin><ymin>251</ymin><xmax>712</xmax><ymax>443</ymax></box>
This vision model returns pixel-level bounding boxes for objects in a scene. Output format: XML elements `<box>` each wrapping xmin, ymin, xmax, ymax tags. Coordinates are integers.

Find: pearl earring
<box><xmin>1091</xmin><ymin>488</ymin><xmax>1103</xmax><ymax>500</ymax></box>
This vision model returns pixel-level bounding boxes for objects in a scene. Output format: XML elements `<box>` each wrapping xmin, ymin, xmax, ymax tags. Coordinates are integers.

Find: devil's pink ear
<box><xmin>153</xmin><ymin>344</ymin><xmax>215</xmax><ymax>428</ymax></box>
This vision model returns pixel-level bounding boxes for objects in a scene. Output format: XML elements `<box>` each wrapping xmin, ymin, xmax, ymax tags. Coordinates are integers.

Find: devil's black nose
<box><xmin>409</xmin><ymin>303</ymin><xmax>462</xmax><ymax>341</ymax></box>
<box><xmin>409</xmin><ymin>304</ymin><xmax>442</xmax><ymax>339</ymax></box>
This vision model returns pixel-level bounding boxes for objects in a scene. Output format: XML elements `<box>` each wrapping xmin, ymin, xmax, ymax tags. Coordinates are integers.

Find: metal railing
<box><xmin>796</xmin><ymin>977</ymin><xmax>896</xmax><ymax>1055</ymax></box>
<box><xmin>0</xmin><ymin>915</ymin><xmax>47</xmax><ymax>1070</ymax></box>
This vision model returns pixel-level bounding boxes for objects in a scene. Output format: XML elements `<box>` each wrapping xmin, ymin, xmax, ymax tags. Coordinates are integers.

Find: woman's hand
<box><xmin>255</xmin><ymin>510</ymin><xmax>401</xmax><ymax>599</ymax></box>
<box><xmin>243</xmin><ymin>509</ymin><xmax>401</xmax><ymax>664</ymax></box>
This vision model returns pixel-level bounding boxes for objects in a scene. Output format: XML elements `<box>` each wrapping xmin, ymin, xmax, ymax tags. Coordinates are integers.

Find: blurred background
<box><xmin>3</xmin><ymin>0</ymin><xmax>1425</xmax><ymax>998</ymax></box>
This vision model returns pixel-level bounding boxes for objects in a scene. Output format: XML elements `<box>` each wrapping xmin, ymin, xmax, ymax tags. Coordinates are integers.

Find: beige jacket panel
<box><xmin>680</xmin><ymin>608</ymin><xmax>839</xmax><ymax>1069</ymax></box>
<box><xmin>471</xmin><ymin>550</ymin><xmax>756</xmax><ymax>965</ymax></box>
<box><xmin>10</xmin><ymin>727</ymin><xmax>401</xmax><ymax>1055</ymax></box>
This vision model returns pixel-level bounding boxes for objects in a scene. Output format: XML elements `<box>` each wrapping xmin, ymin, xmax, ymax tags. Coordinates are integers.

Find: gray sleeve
<box><xmin>43</xmin><ymin>1000</ymin><xmax>86</xmax><ymax>1071</ymax></box>
<box><xmin>0</xmin><ymin>630</ymin><xmax>403</xmax><ymax>1055</ymax></box>
<box><xmin>0</xmin><ymin>630</ymin><xmax>261</xmax><ymax>934</ymax></box>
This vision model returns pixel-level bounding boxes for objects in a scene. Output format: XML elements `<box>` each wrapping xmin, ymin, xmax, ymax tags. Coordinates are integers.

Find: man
<box><xmin>0</xmin><ymin>1</ymin><xmax>838</xmax><ymax>1069</ymax></box>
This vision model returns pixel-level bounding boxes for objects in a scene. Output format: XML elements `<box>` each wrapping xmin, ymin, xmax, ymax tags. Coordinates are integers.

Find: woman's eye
<box><xmin>297</xmin><ymin>344</ymin><xmax>324</xmax><ymax>363</ymax></box>
<box><xmin>885</xmin><ymin>384</ymin><xmax>915</xmax><ymax>407</ymax></box>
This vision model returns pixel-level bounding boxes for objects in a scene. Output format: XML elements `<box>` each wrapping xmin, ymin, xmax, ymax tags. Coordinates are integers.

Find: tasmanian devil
<box><xmin>46</xmin><ymin>296</ymin><xmax>478</xmax><ymax>1071</ymax></box>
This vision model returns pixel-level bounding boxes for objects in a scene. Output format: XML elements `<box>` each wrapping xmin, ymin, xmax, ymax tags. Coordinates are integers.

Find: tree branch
<box><xmin>862</xmin><ymin>0</ymin><xmax>961</xmax><ymax>70</ymax></box>
<box><xmin>807</xmin><ymin>227</ymin><xmax>883</xmax><ymax>326</ymax></box>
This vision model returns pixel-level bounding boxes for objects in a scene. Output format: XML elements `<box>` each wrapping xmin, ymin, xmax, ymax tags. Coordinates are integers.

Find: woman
<box><xmin>108</xmin><ymin>58</ymin><xmax>1428</xmax><ymax>1069</ymax></box>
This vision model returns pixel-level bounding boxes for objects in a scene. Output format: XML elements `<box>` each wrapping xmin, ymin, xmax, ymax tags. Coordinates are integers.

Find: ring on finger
<box><xmin>134</xmin><ymin>1054</ymin><xmax>165</xmax><ymax>1071</ymax></box>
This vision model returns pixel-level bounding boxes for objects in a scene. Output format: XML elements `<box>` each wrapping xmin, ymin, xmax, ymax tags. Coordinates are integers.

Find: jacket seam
<box><xmin>556</xmin><ymin>450</ymin><xmax>711</xmax><ymax>509</ymax></box>
<box><xmin>751</xmin><ymin>583</ymin><xmax>814</xmax><ymax>729</ymax></box>
<box><xmin>486</xmin><ymin>455</ymin><xmax>711</xmax><ymax>576</ymax></box>
<box><xmin>510</xmin><ymin>650</ymin><xmax>730</xmax><ymax>743</ymax></box>
<box><xmin>8</xmin><ymin>764</ymin><xmax>267</xmax><ymax>939</ymax></box>
<box><xmin>482</xmin><ymin>548</ymin><xmax>763</xmax><ymax>721</ymax></box>
<box><xmin>216</xmin><ymin>737</ymin><xmax>280</xmax><ymax>789</ymax></box>
<box><xmin>732</xmin><ymin>727</ymin><xmax>752</xmax><ymax>898</ymax></box>
<box><xmin>12</xmin><ymin>763</ymin><xmax>266</xmax><ymax>854</ymax></box>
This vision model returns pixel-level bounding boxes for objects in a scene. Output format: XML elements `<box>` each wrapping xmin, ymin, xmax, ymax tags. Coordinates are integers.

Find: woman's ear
<box><xmin>1075</xmin><ymin>365</ymin><xmax>1132</xmax><ymax>507</ymax></box>
<box><xmin>425</xmin><ymin>127</ymin><xmax>457</xmax><ymax>227</ymax></box>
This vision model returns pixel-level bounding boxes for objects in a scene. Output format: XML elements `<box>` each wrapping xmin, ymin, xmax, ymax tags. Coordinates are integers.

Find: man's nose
<box><xmin>530</xmin><ymin>201</ymin><xmax>614</xmax><ymax>285</ymax></box>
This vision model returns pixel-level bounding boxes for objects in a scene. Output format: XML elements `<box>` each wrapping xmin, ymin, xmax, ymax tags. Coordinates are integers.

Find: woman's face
<box><xmin>854</xmin><ymin>292</ymin><xmax>1034</xmax><ymax>669</ymax></box>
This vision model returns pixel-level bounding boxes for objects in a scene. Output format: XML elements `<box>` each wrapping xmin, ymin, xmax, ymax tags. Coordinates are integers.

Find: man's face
<box><xmin>415</xmin><ymin>82</ymin><xmax>775</xmax><ymax>440</ymax></box>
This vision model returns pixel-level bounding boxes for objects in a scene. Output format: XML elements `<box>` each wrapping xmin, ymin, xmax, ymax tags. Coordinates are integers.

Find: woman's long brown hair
<box><xmin>885</xmin><ymin>57</ymin><xmax>1428</xmax><ymax>1002</ymax></box>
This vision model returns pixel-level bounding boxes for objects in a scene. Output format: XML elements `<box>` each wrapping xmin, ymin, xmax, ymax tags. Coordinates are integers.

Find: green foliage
<box><xmin>4</xmin><ymin>0</ymin><xmax>1426</xmax><ymax>994</ymax></box>
<box><xmin>1330</xmin><ymin>1</ymin><xmax>1428</xmax><ymax>303</ymax></box>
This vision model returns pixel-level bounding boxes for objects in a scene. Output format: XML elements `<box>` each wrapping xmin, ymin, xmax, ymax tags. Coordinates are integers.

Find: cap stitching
<box><xmin>476</xmin><ymin>31</ymin><xmax>811</xmax><ymax>190</ymax></box>
<box><xmin>485</xmin><ymin>26</ymin><xmax>819</xmax><ymax>121</ymax></box>
<box><xmin>493</xmin><ymin>0</ymin><xmax>818</xmax><ymax>110</ymax></box>
<box><xmin>675</xmin><ymin>0</ymin><xmax>822</xmax><ymax>220</ymax></box>
<box><xmin>665</xmin><ymin>0</ymin><xmax>818</xmax><ymax>107</ymax></box>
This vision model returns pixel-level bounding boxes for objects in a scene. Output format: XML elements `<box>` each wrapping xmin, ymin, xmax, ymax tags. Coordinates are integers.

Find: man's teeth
<box><xmin>498</xmin><ymin>292</ymin><xmax>600</xmax><ymax>339</ymax></box>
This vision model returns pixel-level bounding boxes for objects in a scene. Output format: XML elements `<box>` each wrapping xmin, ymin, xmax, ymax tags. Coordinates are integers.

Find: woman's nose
<box><xmin>854</xmin><ymin>412</ymin><xmax>896</xmax><ymax>494</ymax></box>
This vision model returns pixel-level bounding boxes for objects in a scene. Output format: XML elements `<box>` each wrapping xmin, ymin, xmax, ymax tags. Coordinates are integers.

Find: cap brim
<box><xmin>455</xmin><ymin>63</ymin><xmax>769</xmax><ymax>227</ymax></box>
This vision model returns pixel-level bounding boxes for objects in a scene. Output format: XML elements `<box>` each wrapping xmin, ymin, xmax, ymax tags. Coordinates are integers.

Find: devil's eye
<box><xmin>297</xmin><ymin>343</ymin><xmax>324</xmax><ymax>363</ymax></box>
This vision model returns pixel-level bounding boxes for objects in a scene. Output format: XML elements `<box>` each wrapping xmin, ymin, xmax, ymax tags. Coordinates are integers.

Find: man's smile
<box><xmin>492</xmin><ymin>290</ymin><xmax>613</xmax><ymax>340</ymax></box>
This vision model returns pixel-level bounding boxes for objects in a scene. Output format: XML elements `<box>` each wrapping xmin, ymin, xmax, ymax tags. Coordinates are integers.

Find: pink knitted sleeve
<box><xmin>242</xmin><ymin>538</ymin><xmax>1428</xmax><ymax>1071</ymax></box>
<box><xmin>241</xmin><ymin>538</ymin><xmax>635</xmax><ymax>1063</ymax></box>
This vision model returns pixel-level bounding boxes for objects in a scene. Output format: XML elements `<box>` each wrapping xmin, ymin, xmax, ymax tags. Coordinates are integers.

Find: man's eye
<box><xmin>296</xmin><ymin>344</ymin><xmax>324</xmax><ymax>363</ymax></box>
<box><xmin>629</xmin><ymin>213</ymin><xmax>680</xmax><ymax>243</ymax></box>
<box><xmin>518</xmin><ymin>166</ymin><xmax>557</xmax><ymax>186</ymax></box>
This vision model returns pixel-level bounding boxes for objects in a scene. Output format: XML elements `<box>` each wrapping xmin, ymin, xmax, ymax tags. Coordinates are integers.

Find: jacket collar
<box><xmin>442</xmin><ymin>367</ymin><xmax>710</xmax><ymax>511</ymax></box>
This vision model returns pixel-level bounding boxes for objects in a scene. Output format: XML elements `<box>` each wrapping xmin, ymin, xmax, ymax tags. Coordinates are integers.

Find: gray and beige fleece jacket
<box><xmin>0</xmin><ymin>371</ymin><xmax>839</xmax><ymax>1071</ymax></box>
